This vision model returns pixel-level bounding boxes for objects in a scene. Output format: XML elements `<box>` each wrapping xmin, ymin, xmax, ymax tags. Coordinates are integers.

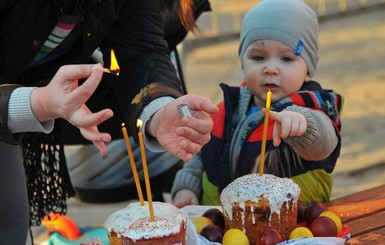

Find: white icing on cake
<box><xmin>105</xmin><ymin>201</ymin><xmax>186</xmax><ymax>240</ymax></box>
<box><xmin>220</xmin><ymin>174</ymin><xmax>300</xmax><ymax>222</ymax></box>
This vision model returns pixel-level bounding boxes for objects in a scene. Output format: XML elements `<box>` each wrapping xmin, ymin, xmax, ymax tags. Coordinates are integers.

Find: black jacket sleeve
<box><xmin>100</xmin><ymin>0</ymin><xmax>184</xmax><ymax>139</ymax></box>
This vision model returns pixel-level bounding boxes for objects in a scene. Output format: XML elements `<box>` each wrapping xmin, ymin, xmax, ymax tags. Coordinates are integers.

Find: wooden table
<box><xmin>327</xmin><ymin>183</ymin><xmax>385</xmax><ymax>244</ymax></box>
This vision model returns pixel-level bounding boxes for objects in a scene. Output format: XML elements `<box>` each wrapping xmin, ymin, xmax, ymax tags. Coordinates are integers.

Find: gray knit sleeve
<box><xmin>8</xmin><ymin>87</ymin><xmax>54</xmax><ymax>134</ymax></box>
<box><xmin>139</xmin><ymin>96</ymin><xmax>175</xmax><ymax>152</ymax></box>
<box><xmin>283</xmin><ymin>105</ymin><xmax>338</xmax><ymax>161</ymax></box>
<box><xmin>170</xmin><ymin>153</ymin><xmax>204</xmax><ymax>199</ymax></box>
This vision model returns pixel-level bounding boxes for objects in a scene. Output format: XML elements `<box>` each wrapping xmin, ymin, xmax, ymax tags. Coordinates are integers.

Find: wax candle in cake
<box><xmin>137</xmin><ymin>119</ymin><xmax>155</xmax><ymax>221</ymax></box>
<box><xmin>259</xmin><ymin>90</ymin><xmax>272</xmax><ymax>176</ymax></box>
<box><xmin>121</xmin><ymin>123</ymin><xmax>144</xmax><ymax>205</ymax></box>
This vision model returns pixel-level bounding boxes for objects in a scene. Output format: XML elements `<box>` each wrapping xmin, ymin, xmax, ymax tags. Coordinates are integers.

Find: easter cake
<box><xmin>105</xmin><ymin>201</ymin><xmax>187</xmax><ymax>244</ymax></box>
<box><xmin>220</xmin><ymin>173</ymin><xmax>300</xmax><ymax>243</ymax></box>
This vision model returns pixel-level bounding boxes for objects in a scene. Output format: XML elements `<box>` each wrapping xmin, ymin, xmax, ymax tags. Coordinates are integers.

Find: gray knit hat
<box><xmin>239</xmin><ymin>0</ymin><xmax>319</xmax><ymax>77</ymax></box>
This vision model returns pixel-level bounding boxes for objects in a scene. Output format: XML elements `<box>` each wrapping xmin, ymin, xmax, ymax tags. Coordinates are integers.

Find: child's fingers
<box><xmin>273</xmin><ymin>123</ymin><xmax>282</xmax><ymax>146</ymax></box>
<box><xmin>268</xmin><ymin>110</ymin><xmax>281</xmax><ymax>122</ymax></box>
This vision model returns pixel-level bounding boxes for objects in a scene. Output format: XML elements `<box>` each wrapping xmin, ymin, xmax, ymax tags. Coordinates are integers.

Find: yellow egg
<box><xmin>192</xmin><ymin>216</ymin><xmax>213</xmax><ymax>234</ymax></box>
<box><xmin>289</xmin><ymin>227</ymin><xmax>314</xmax><ymax>239</ymax></box>
<box><xmin>319</xmin><ymin>210</ymin><xmax>343</xmax><ymax>233</ymax></box>
<box><xmin>222</xmin><ymin>228</ymin><xmax>249</xmax><ymax>245</ymax></box>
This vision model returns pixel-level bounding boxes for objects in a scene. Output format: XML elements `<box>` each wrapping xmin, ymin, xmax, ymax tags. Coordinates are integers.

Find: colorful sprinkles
<box><xmin>221</xmin><ymin>174</ymin><xmax>300</xmax><ymax>222</ymax></box>
<box><xmin>105</xmin><ymin>201</ymin><xmax>186</xmax><ymax>240</ymax></box>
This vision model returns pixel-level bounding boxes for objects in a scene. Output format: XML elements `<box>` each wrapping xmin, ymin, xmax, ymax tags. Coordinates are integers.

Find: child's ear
<box><xmin>304</xmin><ymin>74</ymin><xmax>311</xmax><ymax>82</ymax></box>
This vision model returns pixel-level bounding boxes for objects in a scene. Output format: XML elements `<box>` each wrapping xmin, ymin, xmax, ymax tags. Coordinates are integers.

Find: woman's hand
<box><xmin>148</xmin><ymin>94</ymin><xmax>218</xmax><ymax>161</ymax></box>
<box><xmin>31</xmin><ymin>64</ymin><xmax>113</xmax><ymax>154</ymax></box>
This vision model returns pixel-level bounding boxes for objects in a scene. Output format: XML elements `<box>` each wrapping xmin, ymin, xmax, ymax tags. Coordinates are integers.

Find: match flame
<box><xmin>137</xmin><ymin>119</ymin><xmax>143</xmax><ymax>129</ymax></box>
<box><xmin>110</xmin><ymin>49</ymin><xmax>120</xmax><ymax>75</ymax></box>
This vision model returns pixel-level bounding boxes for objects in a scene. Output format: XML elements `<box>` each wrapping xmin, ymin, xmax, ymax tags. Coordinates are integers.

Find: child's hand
<box><xmin>172</xmin><ymin>189</ymin><xmax>199</xmax><ymax>208</ymax></box>
<box><xmin>269</xmin><ymin>110</ymin><xmax>307</xmax><ymax>147</ymax></box>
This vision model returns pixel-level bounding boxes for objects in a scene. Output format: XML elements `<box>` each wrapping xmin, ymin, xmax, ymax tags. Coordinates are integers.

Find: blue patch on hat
<box><xmin>295</xmin><ymin>40</ymin><xmax>303</xmax><ymax>56</ymax></box>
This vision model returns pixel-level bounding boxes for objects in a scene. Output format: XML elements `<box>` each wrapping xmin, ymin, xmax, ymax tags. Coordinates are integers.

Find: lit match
<box><xmin>103</xmin><ymin>68</ymin><xmax>119</xmax><ymax>76</ymax></box>
<box><xmin>103</xmin><ymin>49</ymin><xmax>120</xmax><ymax>76</ymax></box>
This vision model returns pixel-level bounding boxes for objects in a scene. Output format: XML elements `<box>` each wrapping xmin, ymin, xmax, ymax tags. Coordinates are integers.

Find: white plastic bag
<box><xmin>277</xmin><ymin>237</ymin><xmax>346</xmax><ymax>245</ymax></box>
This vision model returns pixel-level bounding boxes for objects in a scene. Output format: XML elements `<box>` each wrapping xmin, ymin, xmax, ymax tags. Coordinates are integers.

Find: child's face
<box><xmin>241</xmin><ymin>40</ymin><xmax>310</xmax><ymax>105</ymax></box>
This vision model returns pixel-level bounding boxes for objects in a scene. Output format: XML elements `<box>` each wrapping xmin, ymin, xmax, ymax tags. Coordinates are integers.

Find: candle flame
<box><xmin>110</xmin><ymin>49</ymin><xmax>120</xmax><ymax>75</ymax></box>
<box><xmin>137</xmin><ymin>119</ymin><xmax>143</xmax><ymax>129</ymax></box>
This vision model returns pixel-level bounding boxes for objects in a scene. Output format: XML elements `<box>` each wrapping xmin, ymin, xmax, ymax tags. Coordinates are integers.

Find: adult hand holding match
<box><xmin>145</xmin><ymin>94</ymin><xmax>218</xmax><ymax>162</ymax></box>
<box><xmin>30</xmin><ymin>64</ymin><xmax>113</xmax><ymax>154</ymax></box>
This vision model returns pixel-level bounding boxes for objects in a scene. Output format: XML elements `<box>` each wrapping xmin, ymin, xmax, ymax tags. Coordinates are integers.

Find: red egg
<box><xmin>202</xmin><ymin>208</ymin><xmax>225</xmax><ymax>229</ymax></box>
<box><xmin>257</xmin><ymin>227</ymin><xmax>283</xmax><ymax>245</ymax></box>
<box><xmin>200</xmin><ymin>224</ymin><xmax>224</xmax><ymax>243</ymax></box>
<box><xmin>297</xmin><ymin>200</ymin><xmax>305</xmax><ymax>224</ymax></box>
<box><xmin>310</xmin><ymin>216</ymin><xmax>338</xmax><ymax>237</ymax></box>
<box><xmin>305</xmin><ymin>201</ymin><xmax>328</xmax><ymax>226</ymax></box>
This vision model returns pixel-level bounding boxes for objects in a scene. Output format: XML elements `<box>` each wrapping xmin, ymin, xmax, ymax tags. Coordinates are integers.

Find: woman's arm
<box><xmin>103</xmin><ymin>0</ymin><xmax>217</xmax><ymax>161</ymax></box>
<box><xmin>2</xmin><ymin>64</ymin><xmax>114</xmax><ymax>154</ymax></box>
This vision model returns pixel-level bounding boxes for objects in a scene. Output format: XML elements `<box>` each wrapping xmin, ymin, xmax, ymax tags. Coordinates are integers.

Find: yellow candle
<box><xmin>259</xmin><ymin>90</ymin><xmax>272</xmax><ymax>176</ymax></box>
<box><xmin>137</xmin><ymin>120</ymin><xmax>155</xmax><ymax>222</ymax></box>
<box><xmin>121</xmin><ymin>123</ymin><xmax>144</xmax><ymax>205</ymax></box>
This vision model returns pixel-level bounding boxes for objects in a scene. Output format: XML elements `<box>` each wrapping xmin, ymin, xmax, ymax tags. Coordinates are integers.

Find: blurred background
<box><xmin>32</xmin><ymin>0</ymin><xmax>385</xmax><ymax>243</ymax></box>
<box><xmin>181</xmin><ymin>0</ymin><xmax>385</xmax><ymax>198</ymax></box>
